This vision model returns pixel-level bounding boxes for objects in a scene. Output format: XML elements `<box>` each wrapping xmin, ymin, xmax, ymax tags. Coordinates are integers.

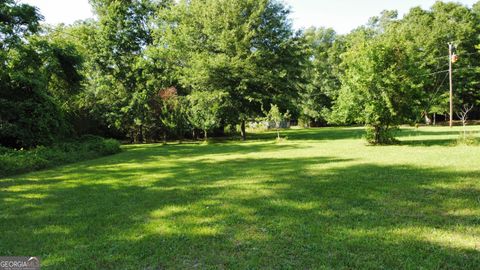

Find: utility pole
<box><xmin>448</xmin><ymin>43</ymin><xmax>454</xmax><ymax>128</ymax></box>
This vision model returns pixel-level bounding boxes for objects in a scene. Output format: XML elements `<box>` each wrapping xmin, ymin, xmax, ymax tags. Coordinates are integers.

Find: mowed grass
<box><xmin>1</xmin><ymin>126</ymin><xmax>480</xmax><ymax>269</ymax></box>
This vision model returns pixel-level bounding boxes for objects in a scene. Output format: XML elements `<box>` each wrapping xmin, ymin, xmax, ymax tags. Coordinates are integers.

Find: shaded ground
<box><xmin>1</xmin><ymin>126</ymin><xmax>479</xmax><ymax>269</ymax></box>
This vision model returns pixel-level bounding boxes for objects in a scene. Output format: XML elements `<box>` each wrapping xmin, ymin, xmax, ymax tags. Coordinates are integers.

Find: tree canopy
<box><xmin>2</xmin><ymin>0</ymin><xmax>480</xmax><ymax>147</ymax></box>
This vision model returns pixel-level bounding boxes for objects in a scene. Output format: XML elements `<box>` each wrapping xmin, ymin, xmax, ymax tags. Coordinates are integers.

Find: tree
<box><xmin>331</xmin><ymin>26</ymin><xmax>420</xmax><ymax>144</ymax></box>
<box><xmin>187</xmin><ymin>91</ymin><xmax>228</xmax><ymax>140</ymax></box>
<box><xmin>266</xmin><ymin>104</ymin><xmax>289</xmax><ymax>139</ymax></box>
<box><xmin>42</xmin><ymin>21</ymin><xmax>116</xmax><ymax>138</ymax></box>
<box><xmin>300</xmin><ymin>27</ymin><xmax>345</xmax><ymax>126</ymax></box>
<box><xmin>456</xmin><ymin>104</ymin><xmax>474</xmax><ymax>138</ymax></box>
<box><xmin>156</xmin><ymin>87</ymin><xmax>189</xmax><ymax>143</ymax></box>
<box><xmin>428</xmin><ymin>92</ymin><xmax>450</xmax><ymax>125</ymax></box>
<box><xmin>153</xmin><ymin>0</ymin><xmax>308</xmax><ymax>140</ymax></box>
<box><xmin>0</xmin><ymin>1</ymin><xmax>82</xmax><ymax>148</ymax></box>
<box><xmin>84</xmin><ymin>0</ymin><xmax>172</xmax><ymax>143</ymax></box>
<box><xmin>397</xmin><ymin>3</ymin><xmax>480</xmax><ymax>123</ymax></box>
<box><xmin>36</xmin><ymin>26</ymin><xmax>84</xmax><ymax>114</ymax></box>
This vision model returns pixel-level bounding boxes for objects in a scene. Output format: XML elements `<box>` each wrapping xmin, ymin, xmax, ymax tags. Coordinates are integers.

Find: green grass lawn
<box><xmin>1</xmin><ymin>126</ymin><xmax>480</xmax><ymax>269</ymax></box>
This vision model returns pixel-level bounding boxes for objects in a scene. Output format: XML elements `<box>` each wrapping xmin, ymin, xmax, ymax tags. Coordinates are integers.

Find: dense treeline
<box><xmin>1</xmin><ymin>0</ymin><xmax>480</xmax><ymax>147</ymax></box>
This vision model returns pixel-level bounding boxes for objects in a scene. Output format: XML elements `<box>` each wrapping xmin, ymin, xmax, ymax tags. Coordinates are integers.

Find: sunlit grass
<box><xmin>1</xmin><ymin>126</ymin><xmax>479</xmax><ymax>269</ymax></box>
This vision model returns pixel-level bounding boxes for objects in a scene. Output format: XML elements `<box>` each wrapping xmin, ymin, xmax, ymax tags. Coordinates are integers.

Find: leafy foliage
<box><xmin>152</xmin><ymin>0</ymin><xmax>308</xmax><ymax>139</ymax></box>
<box><xmin>0</xmin><ymin>135</ymin><xmax>120</xmax><ymax>177</ymax></box>
<box><xmin>0</xmin><ymin>0</ymin><xmax>82</xmax><ymax>148</ymax></box>
<box><xmin>329</xmin><ymin>3</ymin><xmax>480</xmax><ymax>143</ymax></box>
<box><xmin>159</xmin><ymin>92</ymin><xmax>189</xmax><ymax>142</ymax></box>
<box><xmin>187</xmin><ymin>91</ymin><xmax>229</xmax><ymax>140</ymax></box>
<box><xmin>299</xmin><ymin>27</ymin><xmax>345</xmax><ymax>126</ymax></box>
<box><xmin>265</xmin><ymin>104</ymin><xmax>290</xmax><ymax>139</ymax></box>
<box><xmin>332</xmin><ymin>26</ymin><xmax>421</xmax><ymax>144</ymax></box>
<box><xmin>2</xmin><ymin>0</ymin><xmax>480</xmax><ymax>147</ymax></box>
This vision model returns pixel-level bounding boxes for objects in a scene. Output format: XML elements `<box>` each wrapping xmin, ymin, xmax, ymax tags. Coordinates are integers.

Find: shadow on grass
<box><xmin>249</xmin><ymin>127</ymin><xmax>366</xmax><ymax>142</ymax></box>
<box><xmin>125</xmin><ymin>140</ymin><xmax>305</xmax><ymax>159</ymax></box>
<box><xmin>380</xmin><ymin>127</ymin><xmax>471</xmax><ymax>147</ymax></box>
<box><xmin>1</xmin><ymin>149</ymin><xmax>479</xmax><ymax>269</ymax></box>
<box><xmin>397</xmin><ymin>129</ymin><xmax>479</xmax><ymax>147</ymax></box>
<box><xmin>247</xmin><ymin>126</ymin><xmax>479</xmax><ymax>147</ymax></box>
<box><xmin>399</xmin><ymin>138</ymin><xmax>457</xmax><ymax>147</ymax></box>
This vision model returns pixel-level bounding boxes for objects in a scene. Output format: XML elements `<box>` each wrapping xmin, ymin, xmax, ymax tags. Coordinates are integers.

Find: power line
<box><xmin>409</xmin><ymin>65</ymin><xmax>478</xmax><ymax>79</ymax></box>
<box><xmin>427</xmin><ymin>71</ymin><xmax>449</xmax><ymax>108</ymax></box>
<box><xmin>410</xmin><ymin>69</ymin><xmax>448</xmax><ymax>79</ymax></box>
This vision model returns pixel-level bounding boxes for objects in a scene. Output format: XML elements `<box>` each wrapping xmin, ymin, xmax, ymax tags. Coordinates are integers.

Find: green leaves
<box><xmin>300</xmin><ymin>27</ymin><xmax>345</xmax><ymax>125</ymax></box>
<box><xmin>0</xmin><ymin>1</ymin><xmax>83</xmax><ymax>148</ymax></box>
<box><xmin>187</xmin><ymin>91</ymin><xmax>229</xmax><ymax>139</ymax></box>
<box><xmin>331</xmin><ymin>27</ymin><xmax>418</xmax><ymax>143</ymax></box>
<box><xmin>0</xmin><ymin>0</ymin><xmax>43</xmax><ymax>49</ymax></box>
<box><xmin>328</xmin><ymin>2</ymin><xmax>480</xmax><ymax>144</ymax></box>
<box><xmin>4</xmin><ymin>0</ymin><xmax>480</xmax><ymax>146</ymax></box>
<box><xmin>156</xmin><ymin>0</ymin><xmax>306</xmax><ymax>124</ymax></box>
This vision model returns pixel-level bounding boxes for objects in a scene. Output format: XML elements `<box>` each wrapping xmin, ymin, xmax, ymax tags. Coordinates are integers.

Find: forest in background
<box><xmin>2</xmin><ymin>0</ymin><xmax>480</xmax><ymax>147</ymax></box>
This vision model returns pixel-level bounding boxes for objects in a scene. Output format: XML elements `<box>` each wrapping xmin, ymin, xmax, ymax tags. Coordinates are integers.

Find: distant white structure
<box><xmin>248</xmin><ymin>120</ymin><xmax>291</xmax><ymax>130</ymax></box>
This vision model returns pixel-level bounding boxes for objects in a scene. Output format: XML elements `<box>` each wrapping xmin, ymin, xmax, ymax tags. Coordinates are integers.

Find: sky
<box><xmin>19</xmin><ymin>0</ymin><xmax>479</xmax><ymax>34</ymax></box>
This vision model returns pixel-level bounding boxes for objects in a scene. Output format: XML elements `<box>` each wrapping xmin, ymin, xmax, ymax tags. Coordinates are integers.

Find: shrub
<box><xmin>0</xmin><ymin>136</ymin><xmax>121</xmax><ymax>177</ymax></box>
<box><xmin>0</xmin><ymin>146</ymin><xmax>13</xmax><ymax>155</ymax></box>
<box><xmin>97</xmin><ymin>139</ymin><xmax>122</xmax><ymax>155</ymax></box>
<box><xmin>365</xmin><ymin>125</ymin><xmax>399</xmax><ymax>145</ymax></box>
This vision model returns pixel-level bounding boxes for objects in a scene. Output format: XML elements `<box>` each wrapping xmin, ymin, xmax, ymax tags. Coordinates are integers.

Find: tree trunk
<box><xmin>277</xmin><ymin>129</ymin><xmax>280</xmax><ymax>140</ymax></box>
<box><xmin>138</xmin><ymin>125</ymin><xmax>144</xmax><ymax>144</ymax></box>
<box><xmin>241</xmin><ymin>120</ymin><xmax>246</xmax><ymax>141</ymax></box>
<box><xmin>204</xmin><ymin>129</ymin><xmax>208</xmax><ymax>141</ymax></box>
<box><xmin>424</xmin><ymin>113</ymin><xmax>432</xmax><ymax>125</ymax></box>
<box><xmin>433</xmin><ymin>113</ymin><xmax>436</xmax><ymax>126</ymax></box>
<box><xmin>178</xmin><ymin>129</ymin><xmax>183</xmax><ymax>144</ymax></box>
<box><xmin>163</xmin><ymin>131</ymin><xmax>167</xmax><ymax>144</ymax></box>
<box><xmin>130</xmin><ymin>130</ymin><xmax>135</xmax><ymax>144</ymax></box>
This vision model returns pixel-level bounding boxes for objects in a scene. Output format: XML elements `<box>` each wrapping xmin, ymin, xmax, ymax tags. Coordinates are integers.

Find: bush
<box><xmin>0</xmin><ymin>146</ymin><xmax>13</xmax><ymax>155</ymax></box>
<box><xmin>365</xmin><ymin>125</ymin><xmax>399</xmax><ymax>145</ymax></box>
<box><xmin>96</xmin><ymin>139</ymin><xmax>122</xmax><ymax>155</ymax></box>
<box><xmin>0</xmin><ymin>136</ymin><xmax>121</xmax><ymax>177</ymax></box>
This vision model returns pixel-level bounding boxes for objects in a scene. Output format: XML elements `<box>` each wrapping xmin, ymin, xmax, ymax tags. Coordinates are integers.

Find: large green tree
<box><xmin>299</xmin><ymin>27</ymin><xmax>345</xmax><ymax>126</ymax></box>
<box><xmin>397</xmin><ymin>2</ymin><xmax>480</xmax><ymax>123</ymax></box>
<box><xmin>0</xmin><ymin>0</ymin><xmax>82</xmax><ymax>148</ymax></box>
<box><xmin>330</xmin><ymin>3</ymin><xmax>480</xmax><ymax>143</ymax></box>
<box><xmin>151</xmin><ymin>0</ymin><xmax>308</xmax><ymax>140</ymax></box>
<box><xmin>84</xmin><ymin>0</ymin><xmax>172</xmax><ymax>143</ymax></box>
<box><xmin>331</xmin><ymin>25</ymin><xmax>421</xmax><ymax>144</ymax></box>
<box><xmin>187</xmin><ymin>91</ymin><xmax>229</xmax><ymax>140</ymax></box>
